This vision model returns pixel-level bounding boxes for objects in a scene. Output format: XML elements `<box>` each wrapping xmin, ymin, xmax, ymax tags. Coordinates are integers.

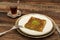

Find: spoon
<box><xmin>0</xmin><ymin>25</ymin><xmax>22</xmax><ymax>36</ymax></box>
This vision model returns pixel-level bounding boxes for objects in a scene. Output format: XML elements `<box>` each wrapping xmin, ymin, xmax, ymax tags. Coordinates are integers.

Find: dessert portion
<box><xmin>25</xmin><ymin>17</ymin><xmax>46</xmax><ymax>32</ymax></box>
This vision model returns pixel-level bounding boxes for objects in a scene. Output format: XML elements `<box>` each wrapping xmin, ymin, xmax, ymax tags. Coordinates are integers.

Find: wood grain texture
<box><xmin>1</xmin><ymin>0</ymin><xmax>60</xmax><ymax>3</ymax></box>
<box><xmin>0</xmin><ymin>2</ymin><xmax>60</xmax><ymax>40</ymax></box>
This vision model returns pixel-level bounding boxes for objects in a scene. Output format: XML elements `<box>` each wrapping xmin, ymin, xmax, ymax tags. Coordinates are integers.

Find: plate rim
<box><xmin>16</xmin><ymin>27</ymin><xmax>55</xmax><ymax>38</ymax></box>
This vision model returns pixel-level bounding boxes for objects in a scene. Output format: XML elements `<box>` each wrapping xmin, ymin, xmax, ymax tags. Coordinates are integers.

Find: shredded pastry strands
<box><xmin>25</xmin><ymin>17</ymin><xmax>46</xmax><ymax>32</ymax></box>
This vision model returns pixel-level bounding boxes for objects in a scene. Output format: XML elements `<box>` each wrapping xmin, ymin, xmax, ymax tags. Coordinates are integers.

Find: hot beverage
<box><xmin>10</xmin><ymin>6</ymin><xmax>17</xmax><ymax>14</ymax></box>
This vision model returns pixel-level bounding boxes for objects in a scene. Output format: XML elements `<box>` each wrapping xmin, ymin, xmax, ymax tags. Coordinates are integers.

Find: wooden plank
<box><xmin>0</xmin><ymin>2</ymin><xmax>60</xmax><ymax>13</ymax></box>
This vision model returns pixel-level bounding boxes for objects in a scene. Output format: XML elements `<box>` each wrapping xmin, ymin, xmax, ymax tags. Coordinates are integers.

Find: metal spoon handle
<box><xmin>53</xmin><ymin>20</ymin><xmax>60</xmax><ymax>34</ymax></box>
<box><xmin>47</xmin><ymin>16</ymin><xmax>60</xmax><ymax>34</ymax></box>
<box><xmin>0</xmin><ymin>26</ymin><xmax>17</xmax><ymax>36</ymax></box>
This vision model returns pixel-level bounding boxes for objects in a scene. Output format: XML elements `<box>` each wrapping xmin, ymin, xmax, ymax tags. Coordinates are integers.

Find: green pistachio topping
<box><xmin>32</xmin><ymin>20</ymin><xmax>40</xmax><ymax>25</ymax></box>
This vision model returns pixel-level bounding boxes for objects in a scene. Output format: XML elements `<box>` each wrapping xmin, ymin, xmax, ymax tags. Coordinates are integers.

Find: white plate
<box><xmin>15</xmin><ymin>13</ymin><xmax>55</xmax><ymax>38</ymax></box>
<box><xmin>16</xmin><ymin>13</ymin><xmax>55</xmax><ymax>38</ymax></box>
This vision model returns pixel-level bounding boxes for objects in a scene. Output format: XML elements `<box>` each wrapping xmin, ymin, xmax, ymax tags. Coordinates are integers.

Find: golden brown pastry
<box><xmin>25</xmin><ymin>17</ymin><xmax>46</xmax><ymax>32</ymax></box>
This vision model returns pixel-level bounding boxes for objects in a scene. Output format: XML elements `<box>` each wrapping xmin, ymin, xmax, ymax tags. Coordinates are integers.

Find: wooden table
<box><xmin>0</xmin><ymin>2</ymin><xmax>60</xmax><ymax>40</ymax></box>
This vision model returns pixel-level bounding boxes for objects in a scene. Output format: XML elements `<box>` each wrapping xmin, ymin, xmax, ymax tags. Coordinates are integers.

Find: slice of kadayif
<box><xmin>25</xmin><ymin>17</ymin><xmax>46</xmax><ymax>32</ymax></box>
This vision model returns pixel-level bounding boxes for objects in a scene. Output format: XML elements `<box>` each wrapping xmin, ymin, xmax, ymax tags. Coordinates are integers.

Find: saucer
<box><xmin>7</xmin><ymin>10</ymin><xmax>21</xmax><ymax>18</ymax></box>
<box><xmin>15</xmin><ymin>13</ymin><xmax>55</xmax><ymax>38</ymax></box>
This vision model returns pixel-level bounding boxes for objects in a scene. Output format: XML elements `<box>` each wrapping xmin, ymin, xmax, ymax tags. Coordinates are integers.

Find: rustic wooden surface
<box><xmin>0</xmin><ymin>2</ymin><xmax>60</xmax><ymax>40</ymax></box>
<box><xmin>1</xmin><ymin>0</ymin><xmax>60</xmax><ymax>3</ymax></box>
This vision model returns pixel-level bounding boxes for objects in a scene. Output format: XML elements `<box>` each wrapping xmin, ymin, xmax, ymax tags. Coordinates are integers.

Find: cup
<box><xmin>10</xmin><ymin>6</ymin><xmax>17</xmax><ymax>15</ymax></box>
